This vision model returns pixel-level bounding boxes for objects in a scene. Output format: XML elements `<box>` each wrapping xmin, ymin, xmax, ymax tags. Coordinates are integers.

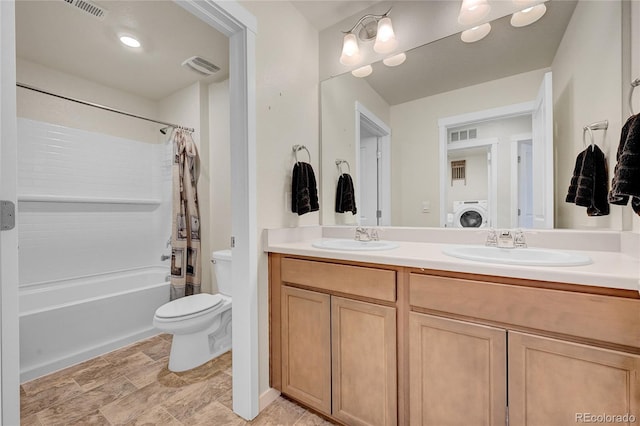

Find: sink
<box><xmin>312</xmin><ymin>239</ymin><xmax>399</xmax><ymax>251</ymax></box>
<box><xmin>442</xmin><ymin>245</ymin><xmax>592</xmax><ymax>266</ymax></box>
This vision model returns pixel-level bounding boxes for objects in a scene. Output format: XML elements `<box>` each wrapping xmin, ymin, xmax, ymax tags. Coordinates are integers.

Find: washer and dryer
<box><xmin>450</xmin><ymin>200</ymin><xmax>489</xmax><ymax>228</ymax></box>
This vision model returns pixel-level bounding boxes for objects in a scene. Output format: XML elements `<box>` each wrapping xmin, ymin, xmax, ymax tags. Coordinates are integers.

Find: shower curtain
<box><xmin>170</xmin><ymin>129</ymin><xmax>202</xmax><ymax>300</ymax></box>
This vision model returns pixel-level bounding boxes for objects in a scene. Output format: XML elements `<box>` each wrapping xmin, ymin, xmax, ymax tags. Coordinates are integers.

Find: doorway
<box><xmin>356</xmin><ymin>102</ymin><xmax>391</xmax><ymax>226</ymax></box>
<box><xmin>0</xmin><ymin>1</ymin><xmax>258</xmax><ymax>423</ymax></box>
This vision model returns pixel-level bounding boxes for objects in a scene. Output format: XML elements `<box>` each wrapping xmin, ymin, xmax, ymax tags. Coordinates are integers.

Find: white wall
<box><xmin>390</xmin><ymin>68</ymin><xmax>547</xmax><ymax>227</ymax></box>
<box><xmin>447</xmin><ymin>150</ymin><xmax>488</xmax><ymax>213</ymax></box>
<box><xmin>552</xmin><ymin>1</ymin><xmax>622</xmax><ymax>230</ymax></box>
<box><xmin>321</xmin><ymin>75</ymin><xmax>390</xmax><ymax>225</ymax></box>
<box><xmin>239</xmin><ymin>0</ymin><xmax>319</xmax><ymax>397</ymax></box>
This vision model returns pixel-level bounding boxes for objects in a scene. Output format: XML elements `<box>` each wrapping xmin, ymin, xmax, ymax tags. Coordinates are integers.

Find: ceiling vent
<box><xmin>182</xmin><ymin>56</ymin><xmax>220</xmax><ymax>76</ymax></box>
<box><xmin>62</xmin><ymin>0</ymin><xmax>108</xmax><ymax>20</ymax></box>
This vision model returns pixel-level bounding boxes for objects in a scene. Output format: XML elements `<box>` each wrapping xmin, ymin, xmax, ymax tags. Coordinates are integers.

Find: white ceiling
<box><xmin>15</xmin><ymin>0</ymin><xmax>229</xmax><ymax>101</ymax></box>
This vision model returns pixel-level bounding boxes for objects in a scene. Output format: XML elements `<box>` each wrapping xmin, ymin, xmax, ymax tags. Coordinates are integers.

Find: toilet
<box><xmin>153</xmin><ymin>249</ymin><xmax>232</xmax><ymax>372</ymax></box>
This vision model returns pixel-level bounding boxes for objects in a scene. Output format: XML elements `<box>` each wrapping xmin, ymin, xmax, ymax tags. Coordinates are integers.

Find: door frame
<box><xmin>0</xmin><ymin>1</ymin><xmax>20</xmax><ymax>424</ymax></box>
<box><xmin>510</xmin><ymin>133</ymin><xmax>533</xmax><ymax>228</ymax></box>
<box><xmin>446</xmin><ymin>138</ymin><xmax>499</xmax><ymax>228</ymax></box>
<box><xmin>438</xmin><ymin>101</ymin><xmax>535</xmax><ymax>228</ymax></box>
<box><xmin>355</xmin><ymin>102</ymin><xmax>391</xmax><ymax>226</ymax></box>
<box><xmin>1</xmin><ymin>0</ymin><xmax>260</xmax><ymax>421</ymax></box>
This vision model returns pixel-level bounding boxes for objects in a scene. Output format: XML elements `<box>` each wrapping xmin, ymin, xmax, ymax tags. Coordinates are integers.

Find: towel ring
<box><xmin>292</xmin><ymin>144</ymin><xmax>311</xmax><ymax>163</ymax></box>
<box><xmin>582</xmin><ymin>120</ymin><xmax>608</xmax><ymax>150</ymax></box>
<box><xmin>336</xmin><ymin>159</ymin><xmax>351</xmax><ymax>174</ymax></box>
<box><xmin>630</xmin><ymin>78</ymin><xmax>640</xmax><ymax>116</ymax></box>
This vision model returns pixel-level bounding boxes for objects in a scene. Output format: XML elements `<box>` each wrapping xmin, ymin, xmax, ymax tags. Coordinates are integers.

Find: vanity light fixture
<box><xmin>511</xmin><ymin>1</ymin><xmax>547</xmax><ymax>27</ymax></box>
<box><xmin>458</xmin><ymin>0</ymin><xmax>491</xmax><ymax>26</ymax></box>
<box><xmin>340</xmin><ymin>9</ymin><xmax>398</xmax><ymax>66</ymax></box>
<box><xmin>383</xmin><ymin>52</ymin><xmax>406</xmax><ymax>67</ymax></box>
<box><xmin>461</xmin><ymin>23</ymin><xmax>491</xmax><ymax>43</ymax></box>
<box><xmin>119</xmin><ymin>35</ymin><xmax>141</xmax><ymax>48</ymax></box>
<box><xmin>351</xmin><ymin>64</ymin><xmax>373</xmax><ymax>78</ymax></box>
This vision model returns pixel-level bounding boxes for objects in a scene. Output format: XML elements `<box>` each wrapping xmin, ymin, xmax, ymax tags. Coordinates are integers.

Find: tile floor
<box><xmin>20</xmin><ymin>334</ymin><xmax>336</xmax><ymax>425</ymax></box>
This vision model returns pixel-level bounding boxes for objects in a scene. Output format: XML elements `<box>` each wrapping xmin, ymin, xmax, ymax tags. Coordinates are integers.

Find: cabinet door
<box><xmin>509</xmin><ymin>331</ymin><xmax>640</xmax><ymax>426</ymax></box>
<box><xmin>409</xmin><ymin>313</ymin><xmax>507</xmax><ymax>426</ymax></box>
<box><xmin>281</xmin><ymin>286</ymin><xmax>331</xmax><ymax>414</ymax></box>
<box><xmin>332</xmin><ymin>296</ymin><xmax>397</xmax><ymax>426</ymax></box>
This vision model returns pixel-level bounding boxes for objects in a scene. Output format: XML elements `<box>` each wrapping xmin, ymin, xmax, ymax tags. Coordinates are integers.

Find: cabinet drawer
<box><xmin>281</xmin><ymin>258</ymin><xmax>396</xmax><ymax>302</ymax></box>
<box><xmin>409</xmin><ymin>273</ymin><xmax>640</xmax><ymax>348</ymax></box>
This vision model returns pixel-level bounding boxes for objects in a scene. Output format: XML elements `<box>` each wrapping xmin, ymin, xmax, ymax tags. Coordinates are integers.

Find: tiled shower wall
<box><xmin>17</xmin><ymin>118</ymin><xmax>171</xmax><ymax>288</ymax></box>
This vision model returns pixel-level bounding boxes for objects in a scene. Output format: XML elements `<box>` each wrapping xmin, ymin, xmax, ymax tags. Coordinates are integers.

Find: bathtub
<box><xmin>19</xmin><ymin>267</ymin><xmax>170</xmax><ymax>382</ymax></box>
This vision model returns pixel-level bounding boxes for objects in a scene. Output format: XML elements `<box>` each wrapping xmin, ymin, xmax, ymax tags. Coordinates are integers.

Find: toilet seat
<box><xmin>155</xmin><ymin>293</ymin><xmax>224</xmax><ymax>319</ymax></box>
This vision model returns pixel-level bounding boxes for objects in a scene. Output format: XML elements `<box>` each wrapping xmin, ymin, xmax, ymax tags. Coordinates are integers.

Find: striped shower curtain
<box><xmin>170</xmin><ymin>129</ymin><xmax>202</xmax><ymax>300</ymax></box>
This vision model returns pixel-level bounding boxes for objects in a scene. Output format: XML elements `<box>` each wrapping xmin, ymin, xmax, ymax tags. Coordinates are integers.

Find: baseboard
<box><xmin>259</xmin><ymin>387</ymin><xmax>281</xmax><ymax>412</ymax></box>
<box><xmin>20</xmin><ymin>328</ymin><xmax>160</xmax><ymax>383</ymax></box>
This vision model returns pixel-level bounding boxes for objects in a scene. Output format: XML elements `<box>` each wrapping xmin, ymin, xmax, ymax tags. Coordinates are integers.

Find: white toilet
<box><xmin>153</xmin><ymin>249</ymin><xmax>232</xmax><ymax>372</ymax></box>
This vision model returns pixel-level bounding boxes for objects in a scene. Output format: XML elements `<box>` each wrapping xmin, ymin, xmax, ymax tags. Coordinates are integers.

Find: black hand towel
<box><xmin>609</xmin><ymin>114</ymin><xmax>640</xmax><ymax>216</ymax></box>
<box><xmin>566</xmin><ymin>150</ymin><xmax>586</xmax><ymax>203</ymax></box>
<box><xmin>574</xmin><ymin>145</ymin><xmax>609</xmax><ymax>216</ymax></box>
<box><xmin>335</xmin><ymin>173</ymin><xmax>357</xmax><ymax>215</ymax></box>
<box><xmin>291</xmin><ymin>161</ymin><xmax>319</xmax><ymax>215</ymax></box>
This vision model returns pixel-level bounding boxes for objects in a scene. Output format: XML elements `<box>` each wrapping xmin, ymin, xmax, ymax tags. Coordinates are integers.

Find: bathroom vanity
<box><xmin>267</xmin><ymin>229</ymin><xmax>640</xmax><ymax>426</ymax></box>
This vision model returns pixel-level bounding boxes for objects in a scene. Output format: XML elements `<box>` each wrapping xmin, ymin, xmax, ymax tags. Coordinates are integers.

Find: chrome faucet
<box><xmin>514</xmin><ymin>229</ymin><xmax>527</xmax><ymax>248</ymax></box>
<box><xmin>486</xmin><ymin>228</ymin><xmax>527</xmax><ymax>248</ymax></box>
<box><xmin>355</xmin><ymin>227</ymin><xmax>380</xmax><ymax>242</ymax></box>
<box><xmin>160</xmin><ymin>254</ymin><xmax>171</xmax><ymax>261</ymax></box>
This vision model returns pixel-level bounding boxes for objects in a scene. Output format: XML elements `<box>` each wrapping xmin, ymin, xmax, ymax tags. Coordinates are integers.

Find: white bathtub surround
<box><xmin>17</xmin><ymin>119</ymin><xmax>172</xmax><ymax>381</ymax></box>
<box><xmin>264</xmin><ymin>227</ymin><xmax>640</xmax><ymax>292</ymax></box>
<box><xmin>19</xmin><ymin>267</ymin><xmax>169</xmax><ymax>382</ymax></box>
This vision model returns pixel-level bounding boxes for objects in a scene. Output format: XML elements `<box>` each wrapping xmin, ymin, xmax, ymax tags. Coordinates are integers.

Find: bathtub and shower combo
<box><xmin>17</xmin><ymin>117</ymin><xmax>175</xmax><ymax>382</ymax></box>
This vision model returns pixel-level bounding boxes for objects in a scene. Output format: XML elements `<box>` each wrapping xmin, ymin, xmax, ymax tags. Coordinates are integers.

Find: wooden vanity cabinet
<box><xmin>409</xmin><ymin>272</ymin><xmax>640</xmax><ymax>426</ymax></box>
<box><xmin>409</xmin><ymin>313</ymin><xmax>506</xmax><ymax>426</ymax></box>
<box><xmin>273</xmin><ymin>255</ymin><xmax>398</xmax><ymax>426</ymax></box>
<box><xmin>270</xmin><ymin>254</ymin><xmax>640</xmax><ymax>426</ymax></box>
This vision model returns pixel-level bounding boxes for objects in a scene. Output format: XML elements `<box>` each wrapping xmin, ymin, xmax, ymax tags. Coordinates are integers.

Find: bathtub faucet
<box><xmin>160</xmin><ymin>254</ymin><xmax>170</xmax><ymax>261</ymax></box>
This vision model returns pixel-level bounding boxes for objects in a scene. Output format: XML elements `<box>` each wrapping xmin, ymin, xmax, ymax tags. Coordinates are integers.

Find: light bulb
<box><xmin>373</xmin><ymin>17</ymin><xmax>398</xmax><ymax>54</ymax></box>
<box><xmin>340</xmin><ymin>33</ymin><xmax>361</xmax><ymax>66</ymax></box>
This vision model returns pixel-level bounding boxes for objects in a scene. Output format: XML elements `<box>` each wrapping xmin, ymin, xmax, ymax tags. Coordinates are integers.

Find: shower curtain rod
<box><xmin>16</xmin><ymin>82</ymin><xmax>195</xmax><ymax>133</ymax></box>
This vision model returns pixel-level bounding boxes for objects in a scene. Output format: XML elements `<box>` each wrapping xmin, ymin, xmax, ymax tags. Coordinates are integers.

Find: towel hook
<box><xmin>292</xmin><ymin>144</ymin><xmax>311</xmax><ymax>163</ymax></box>
<box><xmin>582</xmin><ymin>120</ymin><xmax>608</xmax><ymax>150</ymax></box>
<box><xmin>336</xmin><ymin>159</ymin><xmax>351</xmax><ymax>174</ymax></box>
<box><xmin>629</xmin><ymin>78</ymin><xmax>640</xmax><ymax>116</ymax></box>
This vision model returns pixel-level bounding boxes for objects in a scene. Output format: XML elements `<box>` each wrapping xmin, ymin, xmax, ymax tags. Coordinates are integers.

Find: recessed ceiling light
<box><xmin>461</xmin><ymin>23</ymin><xmax>492</xmax><ymax>43</ymax></box>
<box><xmin>119</xmin><ymin>35</ymin><xmax>141</xmax><ymax>48</ymax></box>
<box><xmin>351</xmin><ymin>65</ymin><xmax>373</xmax><ymax>78</ymax></box>
<box><xmin>511</xmin><ymin>3</ymin><xmax>547</xmax><ymax>27</ymax></box>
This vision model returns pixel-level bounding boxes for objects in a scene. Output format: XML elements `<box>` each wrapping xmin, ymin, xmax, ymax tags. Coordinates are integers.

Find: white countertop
<box><xmin>266</xmin><ymin>238</ymin><xmax>640</xmax><ymax>293</ymax></box>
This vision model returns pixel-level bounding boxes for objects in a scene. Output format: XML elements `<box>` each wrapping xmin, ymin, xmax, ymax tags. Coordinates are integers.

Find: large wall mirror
<box><xmin>321</xmin><ymin>0</ymin><xmax>629</xmax><ymax>230</ymax></box>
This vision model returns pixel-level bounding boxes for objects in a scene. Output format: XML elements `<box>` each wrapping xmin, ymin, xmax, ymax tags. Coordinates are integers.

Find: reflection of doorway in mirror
<box><xmin>516</xmin><ymin>139</ymin><xmax>534</xmax><ymax>228</ymax></box>
<box><xmin>356</xmin><ymin>102</ymin><xmax>391</xmax><ymax>226</ymax></box>
<box><xmin>438</xmin><ymin>71</ymin><xmax>554</xmax><ymax>229</ymax></box>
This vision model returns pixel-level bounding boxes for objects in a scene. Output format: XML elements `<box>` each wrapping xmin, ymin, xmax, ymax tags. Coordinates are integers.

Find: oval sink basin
<box><xmin>312</xmin><ymin>239</ymin><xmax>399</xmax><ymax>251</ymax></box>
<box><xmin>442</xmin><ymin>245</ymin><xmax>592</xmax><ymax>267</ymax></box>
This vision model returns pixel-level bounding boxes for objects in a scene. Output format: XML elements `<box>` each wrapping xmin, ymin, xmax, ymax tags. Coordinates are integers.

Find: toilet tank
<box><xmin>211</xmin><ymin>249</ymin><xmax>232</xmax><ymax>297</ymax></box>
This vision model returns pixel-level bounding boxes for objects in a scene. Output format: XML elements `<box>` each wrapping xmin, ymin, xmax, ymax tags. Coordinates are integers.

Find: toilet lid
<box><xmin>155</xmin><ymin>293</ymin><xmax>224</xmax><ymax>319</ymax></box>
